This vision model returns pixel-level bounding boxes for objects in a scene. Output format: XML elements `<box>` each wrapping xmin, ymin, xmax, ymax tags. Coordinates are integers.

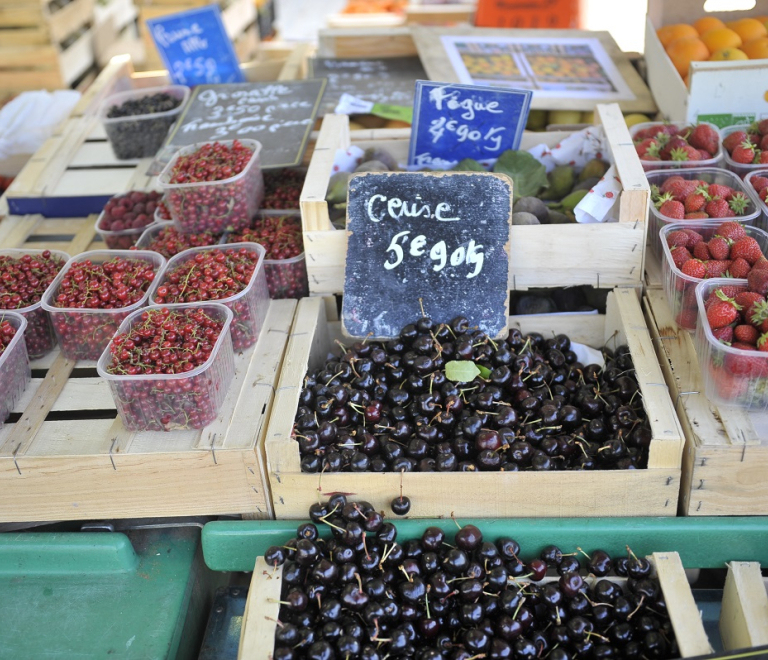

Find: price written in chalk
<box><xmin>409</xmin><ymin>81</ymin><xmax>532</xmax><ymax>169</ymax></box>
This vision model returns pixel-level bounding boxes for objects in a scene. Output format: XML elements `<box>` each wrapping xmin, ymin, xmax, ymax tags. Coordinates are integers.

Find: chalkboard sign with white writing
<box><xmin>309</xmin><ymin>57</ymin><xmax>426</xmax><ymax>116</ymax></box>
<box><xmin>409</xmin><ymin>80</ymin><xmax>532</xmax><ymax>169</ymax></box>
<box><xmin>155</xmin><ymin>79</ymin><xmax>326</xmax><ymax>171</ymax></box>
<box><xmin>147</xmin><ymin>6</ymin><xmax>244</xmax><ymax>86</ymax></box>
<box><xmin>342</xmin><ymin>171</ymin><xmax>512</xmax><ymax>339</ymax></box>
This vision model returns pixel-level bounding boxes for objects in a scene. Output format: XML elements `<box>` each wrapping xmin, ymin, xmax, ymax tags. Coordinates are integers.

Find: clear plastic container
<box><xmin>95</xmin><ymin>211</ymin><xmax>155</xmax><ymax>250</ymax></box>
<box><xmin>661</xmin><ymin>222</ymin><xmax>768</xmax><ymax>332</ymax></box>
<box><xmin>40</xmin><ymin>250</ymin><xmax>166</xmax><ymax>361</ymax></box>
<box><xmin>0</xmin><ymin>311</ymin><xmax>30</xmax><ymax>427</ymax></box>
<box><xmin>154</xmin><ymin>198</ymin><xmax>172</xmax><ymax>224</ymax></box>
<box><xmin>744</xmin><ymin>169</ymin><xmax>768</xmax><ymax>225</ymax></box>
<box><xmin>630</xmin><ymin>121</ymin><xmax>723</xmax><ymax>172</ymax></box>
<box><xmin>136</xmin><ymin>221</ymin><xmax>224</xmax><ymax>259</ymax></box>
<box><xmin>101</xmin><ymin>84</ymin><xmax>190</xmax><ymax>160</ymax></box>
<box><xmin>721</xmin><ymin>124</ymin><xmax>764</xmax><ymax>179</ymax></box>
<box><xmin>148</xmin><ymin>243</ymin><xmax>269</xmax><ymax>350</ymax></box>
<box><xmin>158</xmin><ymin>139</ymin><xmax>265</xmax><ymax>235</ymax></box>
<box><xmin>97</xmin><ymin>303</ymin><xmax>235</xmax><ymax>431</ymax></box>
<box><xmin>0</xmin><ymin>249</ymin><xmax>70</xmax><ymax>359</ymax></box>
<box><xmin>264</xmin><ymin>253</ymin><xmax>308</xmax><ymax>299</ymax></box>
<box><xmin>695</xmin><ymin>278</ymin><xmax>768</xmax><ymax>411</ymax></box>
<box><xmin>647</xmin><ymin>167</ymin><xmax>760</xmax><ymax>259</ymax></box>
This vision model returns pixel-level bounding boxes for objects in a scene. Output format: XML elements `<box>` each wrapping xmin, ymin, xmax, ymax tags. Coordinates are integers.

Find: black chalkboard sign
<box><xmin>342</xmin><ymin>171</ymin><xmax>512</xmax><ymax>339</ymax></box>
<box><xmin>309</xmin><ymin>57</ymin><xmax>426</xmax><ymax>116</ymax></box>
<box><xmin>156</xmin><ymin>79</ymin><xmax>326</xmax><ymax>170</ymax></box>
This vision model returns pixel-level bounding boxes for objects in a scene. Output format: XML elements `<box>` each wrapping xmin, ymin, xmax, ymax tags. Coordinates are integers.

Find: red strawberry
<box><xmin>761</xmin><ymin>187</ymin><xmax>768</xmax><ymax>202</ymax></box>
<box><xmin>707</xmin><ymin>236</ymin><xmax>730</xmax><ymax>260</ymax></box>
<box><xmin>707</xmin><ymin>299</ymin><xmax>740</xmax><ymax>329</ymax></box>
<box><xmin>753</xmin><ymin>256</ymin><xmax>768</xmax><ymax>272</ymax></box>
<box><xmin>748</xmin><ymin>268</ymin><xmax>768</xmax><ymax>296</ymax></box>
<box><xmin>735</xmin><ymin>324</ymin><xmax>759</xmax><ymax>345</ymax></box>
<box><xmin>759</xmin><ymin>151</ymin><xmax>768</xmax><ymax>164</ymax></box>
<box><xmin>671</xmin><ymin>246</ymin><xmax>692</xmax><ymax>269</ymax></box>
<box><xmin>708</xmin><ymin>183</ymin><xmax>734</xmax><ymax>200</ymax></box>
<box><xmin>736</xmin><ymin>291</ymin><xmax>766</xmax><ymax>322</ymax></box>
<box><xmin>664</xmin><ymin>178</ymin><xmax>699</xmax><ymax>202</ymax></box>
<box><xmin>666</xmin><ymin>230</ymin><xmax>690</xmax><ymax>248</ymax></box>
<box><xmin>760</xmin><ymin>135</ymin><xmax>768</xmax><ymax>152</ymax></box>
<box><xmin>732</xmin><ymin>141</ymin><xmax>758</xmax><ymax>165</ymax></box>
<box><xmin>706</xmin><ymin>260</ymin><xmax>731</xmax><ymax>278</ymax></box>
<box><xmin>692</xmin><ymin>241</ymin><xmax>711</xmax><ymax>260</ymax></box>
<box><xmin>750</xmin><ymin>175</ymin><xmax>768</xmax><ymax>192</ymax></box>
<box><xmin>712</xmin><ymin>325</ymin><xmax>734</xmax><ymax>343</ymax></box>
<box><xmin>759</xmin><ymin>333</ymin><xmax>768</xmax><ymax>352</ymax></box>
<box><xmin>681</xmin><ymin>259</ymin><xmax>706</xmax><ymax>278</ymax></box>
<box><xmin>729</xmin><ymin>257</ymin><xmax>751</xmax><ymax>279</ymax></box>
<box><xmin>711</xmin><ymin>366</ymin><xmax>749</xmax><ymax>400</ymax></box>
<box><xmin>656</xmin><ymin>197</ymin><xmax>685</xmax><ymax>220</ymax></box>
<box><xmin>728</xmin><ymin>192</ymin><xmax>751</xmax><ymax>216</ymax></box>
<box><xmin>757</xmin><ymin>119</ymin><xmax>768</xmax><ymax>136</ymax></box>
<box><xmin>716</xmin><ymin>221</ymin><xmax>747</xmax><ymax>242</ymax></box>
<box><xmin>724</xmin><ymin>130</ymin><xmax>749</xmax><ymax>153</ymax></box>
<box><xmin>689</xmin><ymin>123</ymin><xmax>719</xmax><ymax>155</ymax></box>
<box><xmin>660</xmin><ymin>136</ymin><xmax>689</xmax><ymax>160</ymax></box>
<box><xmin>659</xmin><ymin>175</ymin><xmax>685</xmax><ymax>194</ymax></box>
<box><xmin>684</xmin><ymin>212</ymin><xmax>710</xmax><ymax>219</ymax></box>
<box><xmin>726</xmin><ymin>342</ymin><xmax>768</xmax><ymax>379</ymax></box>
<box><xmin>670</xmin><ymin>145</ymin><xmax>701</xmax><ymax>162</ymax></box>
<box><xmin>684</xmin><ymin>186</ymin><xmax>708</xmax><ymax>213</ymax></box>
<box><xmin>682</xmin><ymin>229</ymin><xmax>704</xmax><ymax>246</ymax></box>
<box><xmin>635</xmin><ymin>137</ymin><xmax>659</xmax><ymax>158</ymax></box>
<box><xmin>676</xmin><ymin>307</ymin><xmax>699</xmax><ymax>329</ymax></box>
<box><xmin>705</xmin><ymin>198</ymin><xmax>735</xmax><ymax>218</ymax></box>
<box><xmin>730</xmin><ymin>236</ymin><xmax>764</xmax><ymax>265</ymax></box>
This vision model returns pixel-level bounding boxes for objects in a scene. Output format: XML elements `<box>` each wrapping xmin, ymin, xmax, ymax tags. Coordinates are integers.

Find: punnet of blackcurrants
<box><xmin>0</xmin><ymin>249</ymin><xmax>68</xmax><ymax>359</ymax></box>
<box><xmin>135</xmin><ymin>221</ymin><xmax>222</xmax><ymax>259</ymax></box>
<box><xmin>149</xmin><ymin>243</ymin><xmax>269</xmax><ymax>351</ymax></box>
<box><xmin>227</xmin><ymin>214</ymin><xmax>308</xmax><ymax>299</ymax></box>
<box><xmin>262</xmin><ymin>168</ymin><xmax>305</xmax><ymax>210</ymax></box>
<box><xmin>97</xmin><ymin>190</ymin><xmax>163</xmax><ymax>249</ymax></box>
<box><xmin>159</xmin><ymin>139</ymin><xmax>265</xmax><ymax>235</ymax></box>
<box><xmin>263</xmin><ymin>496</ymin><xmax>679</xmax><ymax>660</ymax></box>
<box><xmin>101</xmin><ymin>85</ymin><xmax>189</xmax><ymax>160</ymax></box>
<box><xmin>41</xmin><ymin>251</ymin><xmax>165</xmax><ymax>361</ymax></box>
<box><xmin>0</xmin><ymin>312</ymin><xmax>30</xmax><ymax>427</ymax></box>
<box><xmin>97</xmin><ymin>304</ymin><xmax>235</xmax><ymax>431</ymax></box>
<box><xmin>294</xmin><ymin>315</ymin><xmax>652</xmax><ymax>474</ymax></box>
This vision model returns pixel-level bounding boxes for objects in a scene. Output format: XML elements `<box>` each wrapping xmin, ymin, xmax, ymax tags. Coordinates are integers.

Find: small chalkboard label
<box><xmin>147</xmin><ymin>6</ymin><xmax>244</xmax><ymax>85</ymax></box>
<box><xmin>155</xmin><ymin>79</ymin><xmax>326</xmax><ymax>171</ymax></box>
<box><xmin>409</xmin><ymin>80</ymin><xmax>532</xmax><ymax>169</ymax></box>
<box><xmin>342</xmin><ymin>171</ymin><xmax>512</xmax><ymax>339</ymax></box>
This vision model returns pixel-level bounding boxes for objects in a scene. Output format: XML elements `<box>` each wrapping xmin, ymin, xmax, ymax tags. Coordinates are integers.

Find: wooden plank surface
<box><xmin>239</xmin><ymin>558</ymin><xmax>282</xmax><ymax>660</ymax></box>
<box><xmin>720</xmin><ymin>562</ymin><xmax>768</xmax><ymax>650</ymax></box>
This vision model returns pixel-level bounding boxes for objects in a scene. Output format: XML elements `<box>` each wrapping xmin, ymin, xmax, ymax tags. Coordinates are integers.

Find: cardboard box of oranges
<box><xmin>645</xmin><ymin>0</ymin><xmax>768</xmax><ymax>126</ymax></box>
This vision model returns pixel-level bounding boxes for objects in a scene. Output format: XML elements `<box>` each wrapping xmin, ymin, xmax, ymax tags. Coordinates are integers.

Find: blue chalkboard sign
<box><xmin>147</xmin><ymin>5</ymin><xmax>245</xmax><ymax>86</ymax></box>
<box><xmin>408</xmin><ymin>80</ymin><xmax>532</xmax><ymax>170</ymax></box>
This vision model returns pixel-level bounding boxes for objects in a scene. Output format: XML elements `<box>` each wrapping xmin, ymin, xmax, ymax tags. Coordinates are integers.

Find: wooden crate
<box><xmin>0</xmin><ymin>0</ymin><xmax>96</xmax><ymax>95</ymax></box>
<box><xmin>299</xmin><ymin>103</ymin><xmax>649</xmax><ymax>294</ymax></box>
<box><xmin>92</xmin><ymin>0</ymin><xmax>143</xmax><ymax>68</ymax></box>
<box><xmin>264</xmin><ymin>286</ymin><xmax>684</xmax><ymax>519</ymax></box>
<box><xmin>0</xmin><ymin>212</ymin><xmax>297</xmax><ymax>522</ymax></box>
<box><xmin>644</xmin><ymin>288</ymin><xmax>768</xmax><ymax>516</ymax></box>
<box><xmin>720</xmin><ymin>562</ymin><xmax>768</xmax><ymax>649</ymax></box>
<box><xmin>239</xmin><ymin>552</ymin><xmax>713</xmax><ymax>659</ymax></box>
<box><xmin>2</xmin><ymin>48</ymin><xmax>306</xmax><ymax>219</ymax></box>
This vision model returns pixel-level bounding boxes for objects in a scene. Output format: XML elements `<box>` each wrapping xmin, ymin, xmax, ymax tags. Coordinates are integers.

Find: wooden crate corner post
<box><xmin>239</xmin><ymin>557</ymin><xmax>283</xmax><ymax>660</ymax></box>
<box><xmin>720</xmin><ymin>561</ymin><xmax>768</xmax><ymax>650</ymax></box>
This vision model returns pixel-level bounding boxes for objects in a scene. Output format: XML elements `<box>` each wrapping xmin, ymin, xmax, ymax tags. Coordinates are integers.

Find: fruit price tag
<box><xmin>342</xmin><ymin>171</ymin><xmax>512</xmax><ymax>339</ymax></box>
<box><xmin>146</xmin><ymin>5</ymin><xmax>245</xmax><ymax>85</ymax></box>
<box><xmin>408</xmin><ymin>80</ymin><xmax>532</xmax><ymax>169</ymax></box>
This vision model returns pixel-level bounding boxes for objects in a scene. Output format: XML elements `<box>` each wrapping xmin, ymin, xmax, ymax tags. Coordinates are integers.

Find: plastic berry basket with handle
<box><xmin>646</xmin><ymin>167</ymin><xmax>760</xmax><ymax>259</ymax></box>
<box><xmin>0</xmin><ymin>311</ymin><xmax>30</xmax><ymax>428</ymax></box>
<box><xmin>101</xmin><ymin>84</ymin><xmax>190</xmax><ymax>160</ymax></box>
<box><xmin>40</xmin><ymin>250</ymin><xmax>166</xmax><ymax>361</ymax></box>
<box><xmin>0</xmin><ymin>249</ymin><xmax>70</xmax><ymax>359</ymax></box>
<box><xmin>158</xmin><ymin>139</ymin><xmax>265</xmax><ymax>235</ymax></box>
<box><xmin>148</xmin><ymin>243</ymin><xmax>269</xmax><ymax>351</ymax></box>
<box><xmin>744</xmin><ymin>169</ymin><xmax>768</xmax><ymax>225</ymax></box>
<box><xmin>660</xmin><ymin>222</ymin><xmax>768</xmax><ymax>333</ymax></box>
<box><xmin>695</xmin><ymin>278</ymin><xmax>768</xmax><ymax>411</ymax></box>
<box><xmin>721</xmin><ymin>124</ymin><xmax>765</xmax><ymax>180</ymax></box>
<box><xmin>97</xmin><ymin>303</ymin><xmax>235</xmax><ymax>432</ymax></box>
<box><xmin>629</xmin><ymin>121</ymin><xmax>723</xmax><ymax>173</ymax></box>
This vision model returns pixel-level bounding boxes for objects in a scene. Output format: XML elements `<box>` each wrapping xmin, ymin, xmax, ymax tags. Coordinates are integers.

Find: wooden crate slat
<box><xmin>13</xmin><ymin>376</ymin><xmax>112</xmax><ymax>414</ymax></box>
<box><xmin>69</xmin><ymin>141</ymin><xmax>129</xmax><ymax>168</ymax></box>
<box><xmin>0</xmin><ymin>44</ymin><xmax>60</xmax><ymax>69</ymax></box>
<box><xmin>58</xmin><ymin>29</ymin><xmax>95</xmax><ymax>86</ymax></box>
<box><xmin>47</xmin><ymin>0</ymin><xmax>94</xmax><ymax>44</ymax></box>
<box><xmin>720</xmin><ymin>562</ymin><xmax>768</xmax><ymax>649</ymax></box>
<box><xmin>239</xmin><ymin>558</ymin><xmax>282</xmax><ymax>660</ymax></box>
<box><xmin>317</xmin><ymin>27</ymin><xmax>419</xmax><ymax>58</ymax></box>
<box><xmin>50</xmin><ymin>167</ymin><xmax>136</xmax><ymax>197</ymax></box>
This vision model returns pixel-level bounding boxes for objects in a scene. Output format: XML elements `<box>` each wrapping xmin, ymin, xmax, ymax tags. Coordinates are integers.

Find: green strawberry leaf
<box><xmin>445</xmin><ymin>360</ymin><xmax>481</xmax><ymax>383</ymax></box>
<box><xmin>492</xmin><ymin>150</ymin><xmax>548</xmax><ymax>201</ymax></box>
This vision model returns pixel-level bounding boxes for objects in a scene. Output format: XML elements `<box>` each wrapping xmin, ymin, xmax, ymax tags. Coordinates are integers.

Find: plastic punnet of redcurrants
<box><xmin>0</xmin><ymin>249</ymin><xmax>69</xmax><ymax>359</ymax></box>
<box><xmin>148</xmin><ymin>243</ymin><xmax>269</xmax><ymax>351</ymax></box>
<box><xmin>159</xmin><ymin>139</ymin><xmax>265</xmax><ymax>235</ymax></box>
<box><xmin>226</xmin><ymin>214</ymin><xmax>308</xmax><ymax>299</ymax></box>
<box><xmin>40</xmin><ymin>250</ymin><xmax>166</xmax><ymax>361</ymax></box>
<box><xmin>136</xmin><ymin>221</ymin><xmax>223</xmax><ymax>260</ymax></box>
<box><xmin>97</xmin><ymin>303</ymin><xmax>235</xmax><ymax>432</ymax></box>
<box><xmin>0</xmin><ymin>311</ymin><xmax>31</xmax><ymax>427</ymax></box>
<box><xmin>96</xmin><ymin>190</ymin><xmax>163</xmax><ymax>249</ymax></box>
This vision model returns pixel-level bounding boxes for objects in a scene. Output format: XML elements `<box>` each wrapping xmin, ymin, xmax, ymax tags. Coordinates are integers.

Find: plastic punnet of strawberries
<box><xmin>152</xmin><ymin>245</ymin><xmax>267</xmax><ymax>350</ymax></box>
<box><xmin>652</xmin><ymin>174</ymin><xmax>752</xmax><ymax>221</ymax></box>
<box><xmin>103</xmin><ymin>305</ymin><xmax>234</xmax><ymax>431</ymax></box>
<box><xmin>262</xmin><ymin>169</ymin><xmax>305</xmax><ymax>210</ymax></box>
<box><xmin>227</xmin><ymin>215</ymin><xmax>309</xmax><ymax>299</ymax></box>
<box><xmin>747</xmin><ymin>172</ymin><xmax>768</xmax><ymax>206</ymax></box>
<box><xmin>163</xmin><ymin>140</ymin><xmax>263</xmax><ymax>234</ymax></box>
<box><xmin>0</xmin><ymin>251</ymin><xmax>67</xmax><ymax>358</ymax></box>
<box><xmin>723</xmin><ymin>120</ymin><xmax>768</xmax><ymax>168</ymax></box>
<box><xmin>634</xmin><ymin>123</ymin><xmax>719</xmax><ymax>164</ymax></box>
<box><xmin>48</xmin><ymin>256</ymin><xmax>159</xmax><ymax>360</ymax></box>
<box><xmin>140</xmin><ymin>224</ymin><xmax>222</xmax><ymax>259</ymax></box>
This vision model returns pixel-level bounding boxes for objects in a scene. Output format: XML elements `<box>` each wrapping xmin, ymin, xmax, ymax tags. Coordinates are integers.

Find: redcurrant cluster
<box><xmin>152</xmin><ymin>246</ymin><xmax>267</xmax><ymax>350</ymax></box>
<box><xmin>47</xmin><ymin>255</ymin><xmax>160</xmax><ymax>360</ymax></box>
<box><xmin>155</xmin><ymin>199</ymin><xmax>171</xmax><ymax>221</ymax></box>
<box><xmin>228</xmin><ymin>215</ymin><xmax>308</xmax><ymax>299</ymax></box>
<box><xmin>0</xmin><ymin>318</ymin><xmax>19</xmax><ymax>357</ymax></box>
<box><xmin>163</xmin><ymin>140</ymin><xmax>263</xmax><ymax>234</ymax></box>
<box><xmin>0</xmin><ymin>250</ymin><xmax>66</xmax><ymax>358</ymax></box>
<box><xmin>103</xmin><ymin>305</ymin><xmax>234</xmax><ymax>431</ymax></box>
<box><xmin>139</xmin><ymin>223</ymin><xmax>221</xmax><ymax>259</ymax></box>
<box><xmin>263</xmin><ymin>169</ymin><xmax>305</xmax><ymax>210</ymax></box>
<box><xmin>0</xmin><ymin>314</ymin><xmax>30</xmax><ymax>425</ymax></box>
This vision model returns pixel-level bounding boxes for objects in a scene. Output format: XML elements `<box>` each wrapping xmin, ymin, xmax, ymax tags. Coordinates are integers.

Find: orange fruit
<box><xmin>742</xmin><ymin>36</ymin><xmax>768</xmax><ymax>59</ymax></box>
<box><xmin>709</xmin><ymin>47</ymin><xmax>749</xmax><ymax>61</ymax></box>
<box><xmin>726</xmin><ymin>18</ymin><xmax>768</xmax><ymax>43</ymax></box>
<box><xmin>667</xmin><ymin>37</ymin><xmax>710</xmax><ymax>77</ymax></box>
<box><xmin>701</xmin><ymin>27</ymin><xmax>742</xmax><ymax>52</ymax></box>
<box><xmin>657</xmin><ymin>23</ymin><xmax>699</xmax><ymax>48</ymax></box>
<box><xmin>694</xmin><ymin>16</ymin><xmax>726</xmax><ymax>35</ymax></box>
